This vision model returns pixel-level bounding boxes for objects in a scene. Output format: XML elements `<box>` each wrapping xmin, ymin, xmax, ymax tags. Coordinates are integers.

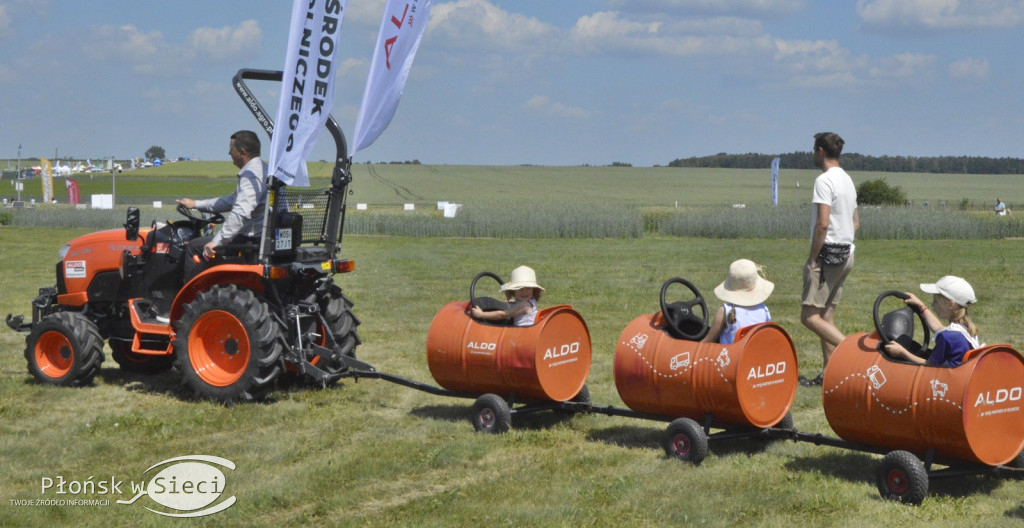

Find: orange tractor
<box><xmin>6</xmin><ymin>69</ymin><xmax>363</xmax><ymax>402</ymax></box>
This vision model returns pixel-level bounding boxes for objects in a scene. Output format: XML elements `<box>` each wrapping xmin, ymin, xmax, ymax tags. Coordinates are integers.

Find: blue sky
<box><xmin>1</xmin><ymin>0</ymin><xmax>1023</xmax><ymax>167</ymax></box>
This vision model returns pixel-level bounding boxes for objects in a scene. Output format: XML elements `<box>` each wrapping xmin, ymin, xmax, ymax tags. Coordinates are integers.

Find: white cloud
<box><xmin>857</xmin><ymin>0</ymin><xmax>1024</xmax><ymax>30</ymax></box>
<box><xmin>608</xmin><ymin>0</ymin><xmax>806</xmax><ymax>17</ymax></box>
<box><xmin>76</xmin><ymin>25</ymin><xmax>176</xmax><ymax>74</ymax></box>
<box><xmin>428</xmin><ymin>0</ymin><xmax>560</xmax><ymax>53</ymax></box>
<box><xmin>773</xmin><ymin>39</ymin><xmax>936</xmax><ymax>88</ymax></box>
<box><xmin>0</xmin><ymin>5</ymin><xmax>10</xmax><ymax>31</ymax></box>
<box><xmin>187</xmin><ymin>20</ymin><xmax>262</xmax><ymax>62</ymax></box>
<box><xmin>949</xmin><ymin>57</ymin><xmax>989</xmax><ymax>79</ymax></box>
<box><xmin>522</xmin><ymin>95</ymin><xmax>589</xmax><ymax>119</ymax></box>
<box><xmin>569</xmin><ymin>11</ymin><xmax>773</xmax><ymax>56</ymax></box>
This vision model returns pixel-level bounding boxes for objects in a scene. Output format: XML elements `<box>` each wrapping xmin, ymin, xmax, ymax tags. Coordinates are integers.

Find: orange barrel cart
<box><xmin>347</xmin><ymin>272</ymin><xmax>593</xmax><ymax>433</ymax></box>
<box><xmin>791</xmin><ymin>291</ymin><xmax>1024</xmax><ymax>504</ymax></box>
<box><xmin>581</xmin><ymin>278</ymin><xmax>799</xmax><ymax>464</ymax></box>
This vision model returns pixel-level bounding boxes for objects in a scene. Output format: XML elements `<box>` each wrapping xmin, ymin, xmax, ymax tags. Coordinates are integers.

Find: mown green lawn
<box><xmin>2</xmin><ymin>227</ymin><xmax>1024</xmax><ymax>526</ymax></box>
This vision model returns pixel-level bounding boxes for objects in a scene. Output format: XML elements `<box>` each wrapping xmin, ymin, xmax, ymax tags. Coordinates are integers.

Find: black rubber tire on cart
<box><xmin>876</xmin><ymin>450</ymin><xmax>929</xmax><ymax>505</ymax></box>
<box><xmin>25</xmin><ymin>312</ymin><xmax>104</xmax><ymax>386</ymax></box>
<box><xmin>471</xmin><ymin>393</ymin><xmax>512</xmax><ymax>434</ymax></box>
<box><xmin>664</xmin><ymin>417</ymin><xmax>709</xmax><ymax>465</ymax></box>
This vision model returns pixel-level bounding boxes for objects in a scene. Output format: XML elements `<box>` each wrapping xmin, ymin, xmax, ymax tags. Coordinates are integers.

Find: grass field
<box><xmin>3</xmin><ymin>163</ymin><xmax>1023</xmax><ymax>211</ymax></box>
<box><xmin>3</xmin><ymin>225</ymin><xmax>1024</xmax><ymax>526</ymax></box>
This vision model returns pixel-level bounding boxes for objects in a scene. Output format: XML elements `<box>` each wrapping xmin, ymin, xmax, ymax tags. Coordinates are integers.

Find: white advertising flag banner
<box><xmin>351</xmin><ymin>0</ymin><xmax>433</xmax><ymax>155</ymax></box>
<box><xmin>770</xmin><ymin>157</ymin><xmax>780</xmax><ymax>207</ymax></box>
<box><xmin>267</xmin><ymin>0</ymin><xmax>350</xmax><ymax>187</ymax></box>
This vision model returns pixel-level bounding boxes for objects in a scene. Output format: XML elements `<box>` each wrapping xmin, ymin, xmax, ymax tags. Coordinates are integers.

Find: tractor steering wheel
<box><xmin>176</xmin><ymin>202</ymin><xmax>225</xmax><ymax>227</ymax></box>
<box><xmin>469</xmin><ymin>271</ymin><xmax>509</xmax><ymax>315</ymax></box>
<box><xmin>873</xmin><ymin>290</ymin><xmax>931</xmax><ymax>357</ymax></box>
<box><xmin>659</xmin><ymin>277</ymin><xmax>709</xmax><ymax>341</ymax></box>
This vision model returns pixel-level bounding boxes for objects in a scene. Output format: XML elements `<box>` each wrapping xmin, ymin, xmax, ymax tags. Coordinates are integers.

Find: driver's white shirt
<box><xmin>194</xmin><ymin>156</ymin><xmax>268</xmax><ymax>245</ymax></box>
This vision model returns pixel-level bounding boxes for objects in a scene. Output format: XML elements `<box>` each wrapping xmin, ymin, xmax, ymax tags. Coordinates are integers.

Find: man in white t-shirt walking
<box><xmin>800</xmin><ymin>132</ymin><xmax>859</xmax><ymax>386</ymax></box>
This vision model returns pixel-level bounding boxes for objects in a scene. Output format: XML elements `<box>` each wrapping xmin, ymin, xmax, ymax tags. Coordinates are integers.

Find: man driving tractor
<box><xmin>176</xmin><ymin>129</ymin><xmax>269</xmax><ymax>283</ymax></box>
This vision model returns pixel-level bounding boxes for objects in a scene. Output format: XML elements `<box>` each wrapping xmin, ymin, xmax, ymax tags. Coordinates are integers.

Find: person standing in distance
<box><xmin>799</xmin><ymin>132</ymin><xmax>859</xmax><ymax>386</ymax></box>
<box><xmin>177</xmin><ymin>130</ymin><xmax>269</xmax><ymax>283</ymax></box>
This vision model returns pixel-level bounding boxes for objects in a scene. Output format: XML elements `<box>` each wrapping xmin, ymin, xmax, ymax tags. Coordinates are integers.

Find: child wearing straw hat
<box><xmin>471</xmin><ymin>266</ymin><xmax>545</xmax><ymax>327</ymax></box>
<box><xmin>702</xmin><ymin>259</ymin><xmax>774</xmax><ymax>345</ymax></box>
<box><xmin>882</xmin><ymin>275</ymin><xmax>981</xmax><ymax>367</ymax></box>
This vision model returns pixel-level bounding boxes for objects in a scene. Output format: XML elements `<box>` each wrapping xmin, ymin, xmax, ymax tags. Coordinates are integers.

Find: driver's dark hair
<box><xmin>813</xmin><ymin>132</ymin><xmax>844</xmax><ymax>159</ymax></box>
<box><xmin>231</xmin><ymin>130</ymin><xmax>261</xmax><ymax>157</ymax></box>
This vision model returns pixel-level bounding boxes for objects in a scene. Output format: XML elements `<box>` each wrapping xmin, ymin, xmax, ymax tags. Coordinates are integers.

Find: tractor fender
<box><xmin>170</xmin><ymin>264</ymin><xmax>265</xmax><ymax>321</ymax></box>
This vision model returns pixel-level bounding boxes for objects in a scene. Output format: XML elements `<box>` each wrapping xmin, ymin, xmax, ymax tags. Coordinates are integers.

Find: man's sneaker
<box><xmin>799</xmin><ymin>372</ymin><xmax>823</xmax><ymax>387</ymax></box>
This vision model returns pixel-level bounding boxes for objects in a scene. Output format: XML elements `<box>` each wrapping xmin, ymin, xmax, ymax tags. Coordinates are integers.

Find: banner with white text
<box><xmin>267</xmin><ymin>0</ymin><xmax>349</xmax><ymax>187</ymax></box>
<box><xmin>351</xmin><ymin>0</ymin><xmax>433</xmax><ymax>155</ymax></box>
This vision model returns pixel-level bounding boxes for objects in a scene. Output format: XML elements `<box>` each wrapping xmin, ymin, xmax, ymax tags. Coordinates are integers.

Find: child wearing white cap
<box><xmin>471</xmin><ymin>266</ymin><xmax>544</xmax><ymax>327</ymax></box>
<box><xmin>883</xmin><ymin>275</ymin><xmax>981</xmax><ymax>367</ymax></box>
<box><xmin>702</xmin><ymin>259</ymin><xmax>774</xmax><ymax>345</ymax></box>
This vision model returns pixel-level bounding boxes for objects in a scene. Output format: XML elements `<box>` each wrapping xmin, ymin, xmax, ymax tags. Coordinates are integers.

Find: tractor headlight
<box><xmin>58</xmin><ymin>244</ymin><xmax>71</xmax><ymax>260</ymax></box>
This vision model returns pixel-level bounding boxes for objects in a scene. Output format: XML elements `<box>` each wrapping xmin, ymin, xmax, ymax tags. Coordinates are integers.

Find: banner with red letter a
<box><xmin>352</xmin><ymin>0</ymin><xmax>433</xmax><ymax>155</ymax></box>
<box><xmin>267</xmin><ymin>0</ymin><xmax>350</xmax><ymax>187</ymax></box>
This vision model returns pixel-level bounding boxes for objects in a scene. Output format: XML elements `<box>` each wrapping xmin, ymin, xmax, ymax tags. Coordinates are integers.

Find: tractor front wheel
<box><xmin>174</xmin><ymin>285</ymin><xmax>285</xmax><ymax>402</ymax></box>
<box><xmin>25</xmin><ymin>312</ymin><xmax>104</xmax><ymax>386</ymax></box>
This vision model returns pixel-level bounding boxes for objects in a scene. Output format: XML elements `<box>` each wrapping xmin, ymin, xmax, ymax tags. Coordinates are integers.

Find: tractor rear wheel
<box><xmin>25</xmin><ymin>312</ymin><xmax>104</xmax><ymax>386</ymax></box>
<box><xmin>110</xmin><ymin>340</ymin><xmax>173</xmax><ymax>374</ymax></box>
<box><xmin>319</xmin><ymin>283</ymin><xmax>361</xmax><ymax>359</ymax></box>
<box><xmin>174</xmin><ymin>285</ymin><xmax>285</xmax><ymax>402</ymax></box>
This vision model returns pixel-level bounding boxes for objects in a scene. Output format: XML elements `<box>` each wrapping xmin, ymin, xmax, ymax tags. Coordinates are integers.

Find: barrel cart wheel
<box><xmin>876</xmin><ymin>450</ymin><xmax>929</xmax><ymax>504</ymax></box>
<box><xmin>471</xmin><ymin>393</ymin><xmax>511</xmax><ymax>434</ymax></box>
<box><xmin>663</xmin><ymin>417</ymin><xmax>708</xmax><ymax>465</ymax></box>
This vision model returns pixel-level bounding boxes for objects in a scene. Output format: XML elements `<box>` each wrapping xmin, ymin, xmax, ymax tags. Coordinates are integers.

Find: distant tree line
<box><xmin>668</xmin><ymin>152</ymin><xmax>1024</xmax><ymax>174</ymax></box>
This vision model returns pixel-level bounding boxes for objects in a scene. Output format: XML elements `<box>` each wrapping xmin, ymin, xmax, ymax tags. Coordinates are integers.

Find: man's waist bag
<box><xmin>818</xmin><ymin>242</ymin><xmax>851</xmax><ymax>266</ymax></box>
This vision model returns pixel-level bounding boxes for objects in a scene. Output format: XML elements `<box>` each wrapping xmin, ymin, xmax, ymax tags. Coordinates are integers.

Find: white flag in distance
<box><xmin>267</xmin><ymin>0</ymin><xmax>349</xmax><ymax>187</ymax></box>
<box><xmin>352</xmin><ymin>0</ymin><xmax>433</xmax><ymax>155</ymax></box>
<box><xmin>770</xmin><ymin>157</ymin><xmax>780</xmax><ymax>207</ymax></box>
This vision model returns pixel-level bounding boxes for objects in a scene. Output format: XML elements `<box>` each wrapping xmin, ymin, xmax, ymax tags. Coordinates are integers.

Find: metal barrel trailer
<box><xmin>565</xmin><ymin>278</ymin><xmax>799</xmax><ymax>464</ymax></box>
<box><xmin>782</xmin><ymin>291</ymin><xmax>1024</xmax><ymax>504</ymax></box>
<box><xmin>344</xmin><ymin>271</ymin><xmax>594</xmax><ymax>433</ymax></box>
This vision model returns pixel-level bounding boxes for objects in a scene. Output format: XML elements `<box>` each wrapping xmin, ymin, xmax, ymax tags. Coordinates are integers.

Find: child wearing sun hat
<box><xmin>470</xmin><ymin>266</ymin><xmax>545</xmax><ymax>327</ymax></box>
<box><xmin>702</xmin><ymin>259</ymin><xmax>774</xmax><ymax>345</ymax></box>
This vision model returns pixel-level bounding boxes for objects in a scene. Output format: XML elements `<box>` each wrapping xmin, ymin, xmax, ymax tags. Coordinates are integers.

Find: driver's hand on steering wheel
<box><xmin>176</xmin><ymin>198</ymin><xmax>197</xmax><ymax>209</ymax></box>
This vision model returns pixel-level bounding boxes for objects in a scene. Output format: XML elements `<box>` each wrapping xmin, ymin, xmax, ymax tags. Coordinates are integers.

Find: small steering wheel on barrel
<box><xmin>660</xmin><ymin>278</ymin><xmax>710</xmax><ymax>341</ymax></box>
<box><xmin>873</xmin><ymin>290</ymin><xmax>931</xmax><ymax>359</ymax></box>
<box><xmin>469</xmin><ymin>271</ymin><xmax>512</xmax><ymax>324</ymax></box>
